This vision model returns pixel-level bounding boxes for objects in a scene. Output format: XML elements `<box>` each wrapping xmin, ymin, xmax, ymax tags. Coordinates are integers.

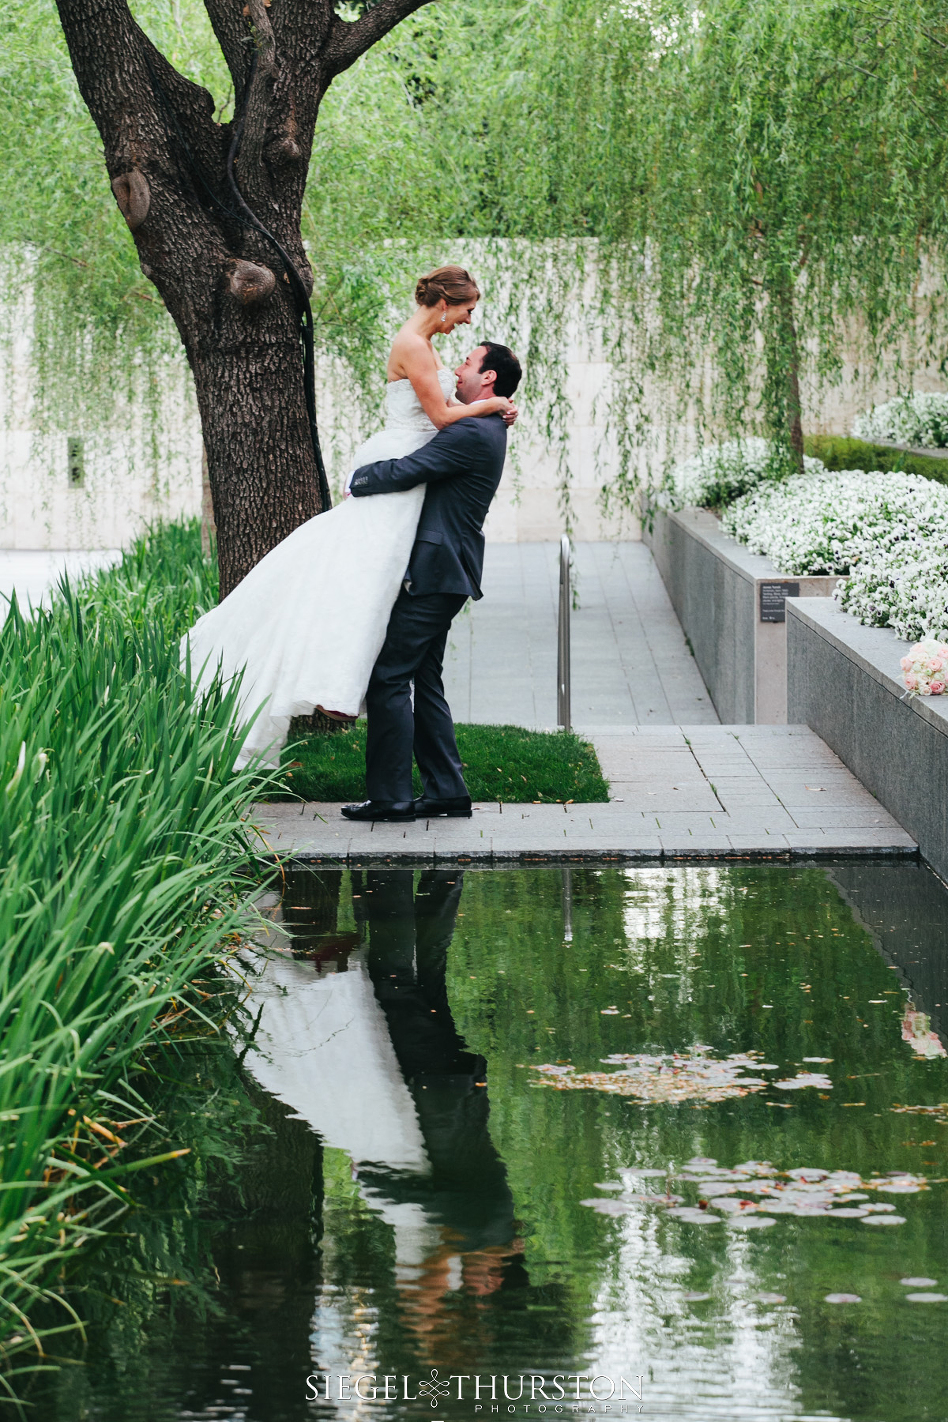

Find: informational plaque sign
<box><xmin>759</xmin><ymin>581</ymin><xmax>800</xmax><ymax>623</ymax></box>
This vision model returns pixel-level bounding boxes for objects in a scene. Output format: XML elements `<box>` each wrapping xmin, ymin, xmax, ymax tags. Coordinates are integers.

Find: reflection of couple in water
<box><xmin>249</xmin><ymin>868</ymin><xmax>526</xmax><ymax>1342</ymax></box>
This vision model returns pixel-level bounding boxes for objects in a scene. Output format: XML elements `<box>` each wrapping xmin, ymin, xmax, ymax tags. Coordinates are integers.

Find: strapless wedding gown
<box><xmin>184</xmin><ymin>371</ymin><xmax>452</xmax><ymax>768</ymax></box>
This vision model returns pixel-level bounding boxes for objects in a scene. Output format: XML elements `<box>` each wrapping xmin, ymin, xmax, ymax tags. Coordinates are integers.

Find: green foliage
<box><xmin>805</xmin><ymin>434</ymin><xmax>948</xmax><ymax>488</ymax></box>
<box><xmin>2</xmin><ymin>0</ymin><xmax>946</xmax><ymax>506</ymax></box>
<box><xmin>0</xmin><ymin>520</ymin><xmax>259</xmax><ymax>1380</ymax></box>
<box><xmin>270</xmin><ymin>722</ymin><xmax>609</xmax><ymax>803</ymax></box>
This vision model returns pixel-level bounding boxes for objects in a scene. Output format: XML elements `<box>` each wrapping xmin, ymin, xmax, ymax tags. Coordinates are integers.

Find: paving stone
<box><xmin>789</xmin><ymin>807</ymin><xmax>900</xmax><ymax>829</ymax></box>
<box><xmin>712</xmin><ymin>810</ymin><xmax>798</xmax><ymax>832</ymax></box>
<box><xmin>725</xmin><ymin>835</ymin><xmax>792</xmax><ymax>852</ymax></box>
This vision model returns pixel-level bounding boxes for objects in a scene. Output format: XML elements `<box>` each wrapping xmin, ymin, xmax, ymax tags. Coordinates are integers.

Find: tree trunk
<box><xmin>53</xmin><ymin>0</ymin><xmax>435</xmax><ymax>598</ymax></box>
<box><xmin>187</xmin><ymin>307</ymin><xmax>319</xmax><ymax>599</ymax></box>
<box><xmin>200</xmin><ymin>443</ymin><xmax>215</xmax><ymax>558</ymax></box>
<box><xmin>770</xmin><ymin>266</ymin><xmax>805</xmax><ymax>474</ymax></box>
<box><xmin>784</xmin><ymin>299</ymin><xmax>805</xmax><ymax>473</ymax></box>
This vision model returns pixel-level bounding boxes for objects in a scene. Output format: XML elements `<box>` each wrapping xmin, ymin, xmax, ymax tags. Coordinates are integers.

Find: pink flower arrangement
<box><xmin>900</xmin><ymin>639</ymin><xmax>948</xmax><ymax>696</ymax></box>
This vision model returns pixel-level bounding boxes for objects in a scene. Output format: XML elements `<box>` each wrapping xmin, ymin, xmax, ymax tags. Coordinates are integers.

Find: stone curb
<box><xmin>252</xmin><ymin>842</ymin><xmax>917</xmax><ymax>868</ymax></box>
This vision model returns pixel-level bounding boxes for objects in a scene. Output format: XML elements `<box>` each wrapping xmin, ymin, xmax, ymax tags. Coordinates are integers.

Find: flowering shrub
<box><xmin>853</xmin><ymin>393</ymin><xmax>948</xmax><ymax>449</ymax></box>
<box><xmin>899</xmin><ymin>639</ymin><xmax>948</xmax><ymax>696</ymax></box>
<box><xmin>722</xmin><ymin>469</ymin><xmax>948</xmax><ymax>642</ymax></box>
<box><xmin>667</xmin><ymin>437</ymin><xmax>825</xmax><ymax>509</ymax></box>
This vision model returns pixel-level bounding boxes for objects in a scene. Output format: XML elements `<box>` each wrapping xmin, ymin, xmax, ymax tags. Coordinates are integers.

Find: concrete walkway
<box><xmin>248</xmin><ymin>541</ymin><xmax>917</xmax><ymax>863</ymax></box>
<box><xmin>249</xmin><ymin>726</ymin><xmax>916</xmax><ymax>864</ymax></box>
<box><xmin>444</xmin><ymin>542</ymin><xmax>717</xmax><ymax>727</ymax></box>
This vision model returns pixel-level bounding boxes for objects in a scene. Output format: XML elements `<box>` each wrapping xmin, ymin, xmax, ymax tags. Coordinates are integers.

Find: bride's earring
<box><xmin>440</xmin><ymin>311</ymin><xmax>446</xmax><ymax>323</ymax></box>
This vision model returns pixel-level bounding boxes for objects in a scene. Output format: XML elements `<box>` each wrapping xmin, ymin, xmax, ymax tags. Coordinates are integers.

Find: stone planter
<box><xmin>644</xmin><ymin>505</ymin><xmax>838</xmax><ymax>723</ymax></box>
<box><xmin>875</xmin><ymin>440</ymin><xmax>948</xmax><ymax>462</ymax></box>
<box><xmin>788</xmin><ymin>597</ymin><xmax>948</xmax><ymax>883</ymax></box>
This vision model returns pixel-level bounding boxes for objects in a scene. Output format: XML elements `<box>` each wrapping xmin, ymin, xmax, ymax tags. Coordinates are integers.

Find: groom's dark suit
<box><xmin>349</xmin><ymin>412</ymin><xmax>507</xmax><ymax>804</ymax></box>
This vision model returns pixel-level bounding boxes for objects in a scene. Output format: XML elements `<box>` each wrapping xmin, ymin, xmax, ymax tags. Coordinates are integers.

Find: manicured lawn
<box><xmin>267</xmin><ymin>722</ymin><xmax>610</xmax><ymax>803</ymax></box>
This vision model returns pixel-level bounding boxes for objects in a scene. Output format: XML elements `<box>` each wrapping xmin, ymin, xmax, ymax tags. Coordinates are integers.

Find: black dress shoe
<box><xmin>413</xmin><ymin>794</ymin><xmax>473</xmax><ymax>819</ymax></box>
<box><xmin>341</xmin><ymin>800</ymin><xmax>415</xmax><ymax>822</ymax></box>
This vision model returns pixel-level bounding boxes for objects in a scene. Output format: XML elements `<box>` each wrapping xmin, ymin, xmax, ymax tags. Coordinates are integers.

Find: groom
<box><xmin>341</xmin><ymin>341</ymin><xmax>522</xmax><ymax>823</ymax></box>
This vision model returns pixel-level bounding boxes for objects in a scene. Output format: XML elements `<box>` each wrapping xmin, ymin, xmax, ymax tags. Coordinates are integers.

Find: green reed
<box><xmin>0</xmin><ymin>523</ymin><xmax>260</xmax><ymax>1389</ymax></box>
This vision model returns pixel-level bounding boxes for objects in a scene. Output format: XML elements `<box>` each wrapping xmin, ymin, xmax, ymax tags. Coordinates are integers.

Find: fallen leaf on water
<box><xmin>892</xmin><ymin>1102</ymin><xmax>948</xmax><ymax>1122</ymax></box>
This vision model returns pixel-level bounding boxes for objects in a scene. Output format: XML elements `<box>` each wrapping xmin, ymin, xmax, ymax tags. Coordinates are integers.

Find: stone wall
<box><xmin>645</xmin><ymin>506</ymin><xmax>837</xmax><ymax>722</ymax></box>
<box><xmin>788</xmin><ymin>598</ymin><xmax>948</xmax><ymax>882</ymax></box>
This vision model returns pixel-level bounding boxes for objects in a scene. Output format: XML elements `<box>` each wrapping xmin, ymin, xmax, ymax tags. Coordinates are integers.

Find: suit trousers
<box><xmin>366</xmin><ymin>588</ymin><xmax>469</xmax><ymax>804</ymax></box>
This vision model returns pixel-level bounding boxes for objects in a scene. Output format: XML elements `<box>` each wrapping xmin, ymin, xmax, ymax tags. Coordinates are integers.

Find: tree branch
<box><xmin>201</xmin><ymin>0</ymin><xmax>254</xmax><ymax>96</ymax></box>
<box><xmin>239</xmin><ymin>0</ymin><xmax>279</xmax><ymax>185</ymax></box>
<box><xmin>56</xmin><ymin>0</ymin><xmax>222</xmax><ymax>193</ymax></box>
<box><xmin>324</xmin><ymin>0</ymin><xmax>436</xmax><ymax>79</ymax></box>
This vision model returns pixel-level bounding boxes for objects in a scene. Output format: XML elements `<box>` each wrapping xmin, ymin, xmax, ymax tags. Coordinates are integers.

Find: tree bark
<box><xmin>53</xmin><ymin>0</ymin><xmax>435</xmax><ymax>598</ymax></box>
<box><xmin>200</xmin><ymin>442</ymin><xmax>215</xmax><ymax>557</ymax></box>
<box><xmin>770</xmin><ymin>266</ymin><xmax>805</xmax><ymax>474</ymax></box>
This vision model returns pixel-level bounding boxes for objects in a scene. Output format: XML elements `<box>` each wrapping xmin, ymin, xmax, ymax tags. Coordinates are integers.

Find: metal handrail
<box><xmin>557</xmin><ymin>534</ymin><xmax>571</xmax><ymax>731</ymax></box>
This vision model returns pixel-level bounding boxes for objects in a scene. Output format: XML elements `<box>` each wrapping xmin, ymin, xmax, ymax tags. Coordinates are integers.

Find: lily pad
<box><xmin>774</xmin><ymin>1073</ymin><xmax>833</xmax><ymax>1091</ymax></box>
<box><xmin>580</xmin><ymin>1198</ymin><xmax>634</xmax><ymax>1215</ymax></box>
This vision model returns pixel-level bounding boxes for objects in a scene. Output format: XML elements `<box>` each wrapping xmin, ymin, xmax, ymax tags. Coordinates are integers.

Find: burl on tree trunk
<box><xmin>54</xmin><ymin>0</ymin><xmax>434</xmax><ymax>599</ymax></box>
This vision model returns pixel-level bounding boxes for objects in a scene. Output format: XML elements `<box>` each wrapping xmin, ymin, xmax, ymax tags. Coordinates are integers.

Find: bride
<box><xmin>183</xmin><ymin>265</ymin><xmax>515</xmax><ymax>769</ymax></box>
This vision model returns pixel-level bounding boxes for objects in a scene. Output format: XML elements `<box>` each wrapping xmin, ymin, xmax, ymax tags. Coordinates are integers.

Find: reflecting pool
<box><xmin>26</xmin><ymin>863</ymin><xmax>948</xmax><ymax>1421</ymax></box>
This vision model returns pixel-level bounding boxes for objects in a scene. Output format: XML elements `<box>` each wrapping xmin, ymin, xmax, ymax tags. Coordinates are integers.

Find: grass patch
<box><xmin>805</xmin><ymin>434</ymin><xmax>948</xmax><ymax>487</ymax></box>
<box><xmin>269</xmin><ymin>722</ymin><xmax>610</xmax><ymax>803</ymax></box>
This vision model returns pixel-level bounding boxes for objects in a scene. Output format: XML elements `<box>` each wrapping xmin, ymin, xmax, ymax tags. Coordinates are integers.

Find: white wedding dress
<box><xmin>183</xmin><ymin>370</ymin><xmax>454</xmax><ymax>768</ymax></box>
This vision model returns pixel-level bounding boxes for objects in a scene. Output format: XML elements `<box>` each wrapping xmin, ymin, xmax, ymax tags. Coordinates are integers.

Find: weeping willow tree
<box><xmin>2</xmin><ymin>0</ymin><xmax>946</xmax><ymax>577</ymax></box>
<box><xmin>457</xmin><ymin>0</ymin><xmax>948</xmax><ymax>484</ymax></box>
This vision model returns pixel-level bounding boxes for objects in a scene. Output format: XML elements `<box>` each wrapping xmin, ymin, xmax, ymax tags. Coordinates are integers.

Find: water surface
<box><xmin>28</xmin><ymin>863</ymin><xmax>948</xmax><ymax>1422</ymax></box>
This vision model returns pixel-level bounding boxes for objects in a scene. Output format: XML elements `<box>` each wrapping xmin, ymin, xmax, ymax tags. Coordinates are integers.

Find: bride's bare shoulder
<box><xmin>387</xmin><ymin>325</ymin><xmax>440</xmax><ymax>381</ymax></box>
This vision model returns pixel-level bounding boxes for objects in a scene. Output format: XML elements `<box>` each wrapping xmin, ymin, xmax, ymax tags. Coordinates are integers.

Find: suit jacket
<box><xmin>349</xmin><ymin>414</ymin><xmax>507</xmax><ymax>600</ymax></box>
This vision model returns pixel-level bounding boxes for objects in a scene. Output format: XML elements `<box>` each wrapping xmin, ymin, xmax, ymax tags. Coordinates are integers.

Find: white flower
<box><xmin>722</xmin><ymin>467</ymin><xmax>948</xmax><ymax>643</ymax></box>
<box><xmin>852</xmin><ymin>393</ymin><xmax>948</xmax><ymax>449</ymax></box>
<box><xmin>667</xmin><ymin>438</ymin><xmax>825</xmax><ymax>510</ymax></box>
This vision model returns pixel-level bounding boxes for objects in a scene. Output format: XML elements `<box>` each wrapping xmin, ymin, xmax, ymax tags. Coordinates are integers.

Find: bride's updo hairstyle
<box><xmin>415</xmin><ymin>265</ymin><xmax>481</xmax><ymax>308</ymax></box>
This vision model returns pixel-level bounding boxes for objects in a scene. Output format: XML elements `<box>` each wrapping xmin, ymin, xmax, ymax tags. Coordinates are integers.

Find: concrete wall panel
<box><xmin>788</xmin><ymin>598</ymin><xmax>948</xmax><ymax>882</ymax></box>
